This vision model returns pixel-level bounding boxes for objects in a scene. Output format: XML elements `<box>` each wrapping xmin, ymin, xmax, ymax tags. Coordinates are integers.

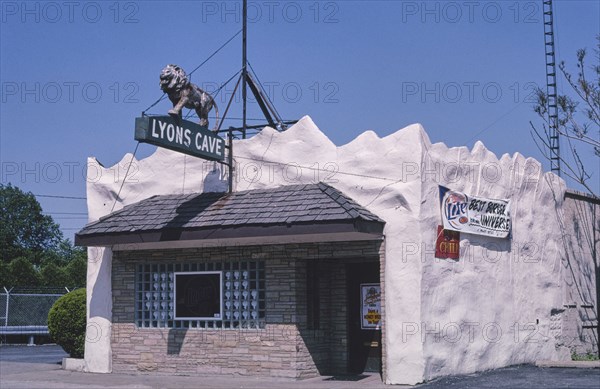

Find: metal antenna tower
<box><xmin>543</xmin><ymin>0</ymin><xmax>561</xmax><ymax>176</ymax></box>
<box><xmin>237</xmin><ymin>0</ymin><xmax>290</xmax><ymax>139</ymax></box>
<box><xmin>242</xmin><ymin>0</ymin><xmax>248</xmax><ymax>139</ymax></box>
<box><xmin>217</xmin><ymin>0</ymin><xmax>296</xmax><ymax>192</ymax></box>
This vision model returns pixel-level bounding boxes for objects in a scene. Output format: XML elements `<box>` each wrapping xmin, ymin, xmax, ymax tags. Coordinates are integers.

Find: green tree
<box><xmin>0</xmin><ymin>261</ymin><xmax>12</xmax><ymax>288</ymax></box>
<box><xmin>0</xmin><ymin>184</ymin><xmax>63</xmax><ymax>264</ymax></box>
<box><xmin>8</xmin><ymin>257</ymin><xmax>41</xmax><ymax>287</ymax></box>
<box><xmin>58</xmin><ymin>239</ymin><xmax>87</xmax><ymax>264</ymax></box>
<box><xmin>40</xmin><ymin>262</ymin><xmax>68</xmax><ymax>287</ymax></box>
<box><xmin>64</xmin><ymin>257</ymin><xmax>87</xmax><ymax>288</ymax></box>
<box><xmin>40</xmin><ymin>239</ymin><xmax>85</xmax><ymax>266</ymax></box>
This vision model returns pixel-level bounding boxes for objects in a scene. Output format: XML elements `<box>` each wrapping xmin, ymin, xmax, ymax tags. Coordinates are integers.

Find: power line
<box><xmin>175</xmin><ymin>115</ymin><xmax>296</xmax><ymax>123</ymax></box>
<box><xmin>34</xmin><ymin>194</ymin><xmax>86</xmax><ymax>200</ymax></box>
<box><xmin>463</xmin><ymin>102</ymin><xmax>525</xmax><ymax>145</ymax></box>
<box><xmin>234</xmin><ymin>156</ymin><xmax>401</xmax><ymax>183</ymax></box>
<box><xmin>189</xmin><ymin>29</ymin><xmax>242</xmax><ymax>77</ymax></box>
<box><xmin>185</xmin><ymin>69</ymin><xmax>242</xmax><ymax>120</ymax></box>
<box><xmin>43</xmin><ymin>212</ymin><xmax>87</xmax><ymax>215</ymax></box>
<box><xmin>143</xmin><ymin>29</ymin><xmax>242</xmax><ymax>114</ymax></box>
<box><xmin>111</xmin><ymin>142</ymin><xmax>140</xmax><ymax>213</ymax></box>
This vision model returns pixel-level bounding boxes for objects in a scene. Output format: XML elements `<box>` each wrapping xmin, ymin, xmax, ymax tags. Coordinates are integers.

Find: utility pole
<box><xmin>242</xmin><ymin>0</ymin><xmax>248</xmax><ymax>140</ymax></box>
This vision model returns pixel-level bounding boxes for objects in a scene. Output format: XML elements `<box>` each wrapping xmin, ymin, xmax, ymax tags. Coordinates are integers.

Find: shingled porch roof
<box><xmin>75</xmin><ymin>183</ymin><xmax>385</xmax><ymax>247</ymax></box>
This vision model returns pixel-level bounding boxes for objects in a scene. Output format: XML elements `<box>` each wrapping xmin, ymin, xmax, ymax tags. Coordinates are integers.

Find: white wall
<box><xmin>418</xmin><ymin>140</ymin><xmax>570</xmax><ymax>381</ymax></box>
<box><xmin>559</xmin><ymin>193</ymin><xmax>599</xmax><ymax>356</ymax></box>
<box><xmin>84</xmin><ymin>116</ymin><xmax>572</xmax><ymax>383</ymax></box>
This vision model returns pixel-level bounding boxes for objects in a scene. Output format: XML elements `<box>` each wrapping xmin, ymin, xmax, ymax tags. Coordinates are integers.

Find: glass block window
<box><xmin>136</xmin><ymin>261</ymin><xmax>265</xmax><ymax>329</ymax></box>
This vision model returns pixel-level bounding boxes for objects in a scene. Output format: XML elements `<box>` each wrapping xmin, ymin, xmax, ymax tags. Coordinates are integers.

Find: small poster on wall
<box><xmin>361</xmin><ymin>283</ymin><xmax>382</xmax><ymax>330</ymax></box>
<box><xmin>435</xmin><ymin>225</ymin><xmax>460</xmax><ymax>260</ymax></box>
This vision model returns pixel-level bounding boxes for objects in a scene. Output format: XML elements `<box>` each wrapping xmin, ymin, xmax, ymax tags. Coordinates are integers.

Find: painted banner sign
<box><xmin>439</xmin><ymin>186</ymin><xmax>511</xmax><ymax>238</ymax></box>
<box><xmin>435</xmin><ymin>225</ymin><xmax>460</xmax><ymax>259</ymax></box>
<box><xmin>135</xmin><ymin>116</ymin><xmax>225</xmax><ymax>161</ymax></box>
<box><xmin>361</xmin><ymin>283</ymin><xmax>381</xmax><ymax>330</ymax></box>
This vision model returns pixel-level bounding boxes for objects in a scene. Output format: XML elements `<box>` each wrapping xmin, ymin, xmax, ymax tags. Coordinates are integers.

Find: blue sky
<box><xmin>1</xmin><ymin>0</ymin><xmax>599</xmax><ymax>238</ymax></box>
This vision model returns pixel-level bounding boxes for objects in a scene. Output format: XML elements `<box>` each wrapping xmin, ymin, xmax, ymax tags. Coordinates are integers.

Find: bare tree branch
<box><xmin>531</xmin><ymin>35</ymin><xmax>600</xmax><ymax>197</ymax></box>
<box><xmin>530</xmin><ymin>122</ymin><xmax>598</xmax><ymax>197</ymax></box>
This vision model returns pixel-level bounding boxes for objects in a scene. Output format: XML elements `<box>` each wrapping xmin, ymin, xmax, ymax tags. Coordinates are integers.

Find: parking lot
<box><xmin>1</xmin><ymin>345</ymin><xmax>598</xmax><ymax>388</ymax></box>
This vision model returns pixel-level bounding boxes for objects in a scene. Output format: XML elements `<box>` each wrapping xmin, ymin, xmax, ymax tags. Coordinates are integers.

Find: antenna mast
<box><xmin>543</xmin><ymin>0</ymin><xmax>561</xmax><ymax>176</ymax></box>
<box><xmin>218</xmin><ymin>0</ymin><xmax>295</xmax><ymax>138</ymax></box>
<box><xmin>242</xmin><ymin>0</ymin><xmax>248</xmax><ymax>139</ymax></box>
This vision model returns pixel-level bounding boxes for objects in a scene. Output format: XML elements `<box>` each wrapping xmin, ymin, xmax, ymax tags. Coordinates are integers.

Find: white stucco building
<box><xmin>76</xmin><ymin>117</ymin><xmax>599</xmax><ymax>385</ymax></box>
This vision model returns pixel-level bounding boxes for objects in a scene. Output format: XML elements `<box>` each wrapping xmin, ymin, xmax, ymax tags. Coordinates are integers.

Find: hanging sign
<box><xmin>435</xmin><ymin>225</ymin><xmax>460</xmax><ymax>259</ymax></box>
<box><xmin>135</xmin><ymin>116</ymin><xmax>225</xmax><ymax>161</ymax></box>
<box><xmin>439</xmin><ymin>186</ymin><xmax>511</xmax><ymax>238</ymax></box>
<box><xmin>361</xmin><ymin>283</ymin><xmax>382</xmax><ymax>330</ymax></box>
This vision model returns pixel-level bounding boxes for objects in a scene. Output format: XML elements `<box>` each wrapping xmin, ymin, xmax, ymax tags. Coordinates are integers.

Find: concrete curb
<box><xmin>535</xmin><ymin>360</ymin><xmax>600</xmax><ymax>369</ymax></box>
<box><xmin>62</xmin><ymin>357</ymin><xmax>85</xmax><ymax>371</ymax></box>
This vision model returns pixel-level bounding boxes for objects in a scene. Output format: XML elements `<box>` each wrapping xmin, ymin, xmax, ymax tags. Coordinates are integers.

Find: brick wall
<box><xmin>111</xmin><ymin>241</ymin><xmax>383</xmax><ymax>378</ymax></box>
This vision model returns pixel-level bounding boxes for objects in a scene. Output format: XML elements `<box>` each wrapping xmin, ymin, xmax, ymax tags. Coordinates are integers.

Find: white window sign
<box><xmin>361</xmin><ymin>283</ymin><xmax>381</xmax><ymax>330</ymax></box>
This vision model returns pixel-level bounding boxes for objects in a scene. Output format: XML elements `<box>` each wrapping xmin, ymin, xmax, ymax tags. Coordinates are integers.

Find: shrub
<box><xmin>48</xmin><ymin>288</ymin><xmax>86</xmax><ymax>358</ymax></box>
<box><xmin>572</xmin><ymin>350</ymin><xmax>600</xmax><ymax>361</ymax></box>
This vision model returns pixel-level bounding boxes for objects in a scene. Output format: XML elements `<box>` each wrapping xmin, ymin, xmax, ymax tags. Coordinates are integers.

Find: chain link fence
<box><xmin>0</xmin><ymin>287</ymin><xmax>71</xmax><ymax>344</ymax></box>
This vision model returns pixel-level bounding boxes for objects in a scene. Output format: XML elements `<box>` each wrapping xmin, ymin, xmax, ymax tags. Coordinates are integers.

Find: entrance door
<box><xmin>347</xmin><ymin>262</ymin><xmax>381</xmax><ymax>373</ymax></box>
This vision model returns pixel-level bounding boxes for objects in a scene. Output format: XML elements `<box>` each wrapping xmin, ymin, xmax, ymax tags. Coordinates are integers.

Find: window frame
<box><xmin>135</xmin><ymin>260</ymin><xmax>266</xmax><ymax>330</ymax></box>
<box><xmin>173</xmin><ymin>271</ymin><xmax>223</xmax><ymax>321</ymax></box>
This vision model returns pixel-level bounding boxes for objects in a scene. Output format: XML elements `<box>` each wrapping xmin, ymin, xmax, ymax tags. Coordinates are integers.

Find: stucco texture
<box><xmin>83</xmin><ymin>117</ymin><xmax>594</xmax><ymax>384</ymax></box>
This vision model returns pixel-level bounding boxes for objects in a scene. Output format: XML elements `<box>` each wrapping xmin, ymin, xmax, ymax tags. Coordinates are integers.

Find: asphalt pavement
<box><xmin>1</xmin><ymin>345</ymin><xmax>598</xmax><ymax>389</ymax></box>
<box><xmin>415</xmin><ymin>364</ymin><xmax>599</xmax><ymax>389</ymax></box>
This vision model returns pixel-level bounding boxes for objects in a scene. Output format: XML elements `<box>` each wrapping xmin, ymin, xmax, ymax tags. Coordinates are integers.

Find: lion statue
<box><xmin>159</xmin><ymin>64</ymin><xmax>219</xmax><ymax>129</ymax></box>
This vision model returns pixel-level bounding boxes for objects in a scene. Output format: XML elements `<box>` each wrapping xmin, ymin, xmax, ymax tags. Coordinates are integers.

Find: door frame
<box><xmin>346</xmin><ymin>261</ymin><xmax>382</xmax><ymax>374</ymax></box>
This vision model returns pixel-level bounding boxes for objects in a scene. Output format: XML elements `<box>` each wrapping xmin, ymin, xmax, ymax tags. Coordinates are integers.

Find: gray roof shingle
<box><xmin>77</xmin><ymin>183</ymin><xmax>384</xmax><ymax>239</ymax></box>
